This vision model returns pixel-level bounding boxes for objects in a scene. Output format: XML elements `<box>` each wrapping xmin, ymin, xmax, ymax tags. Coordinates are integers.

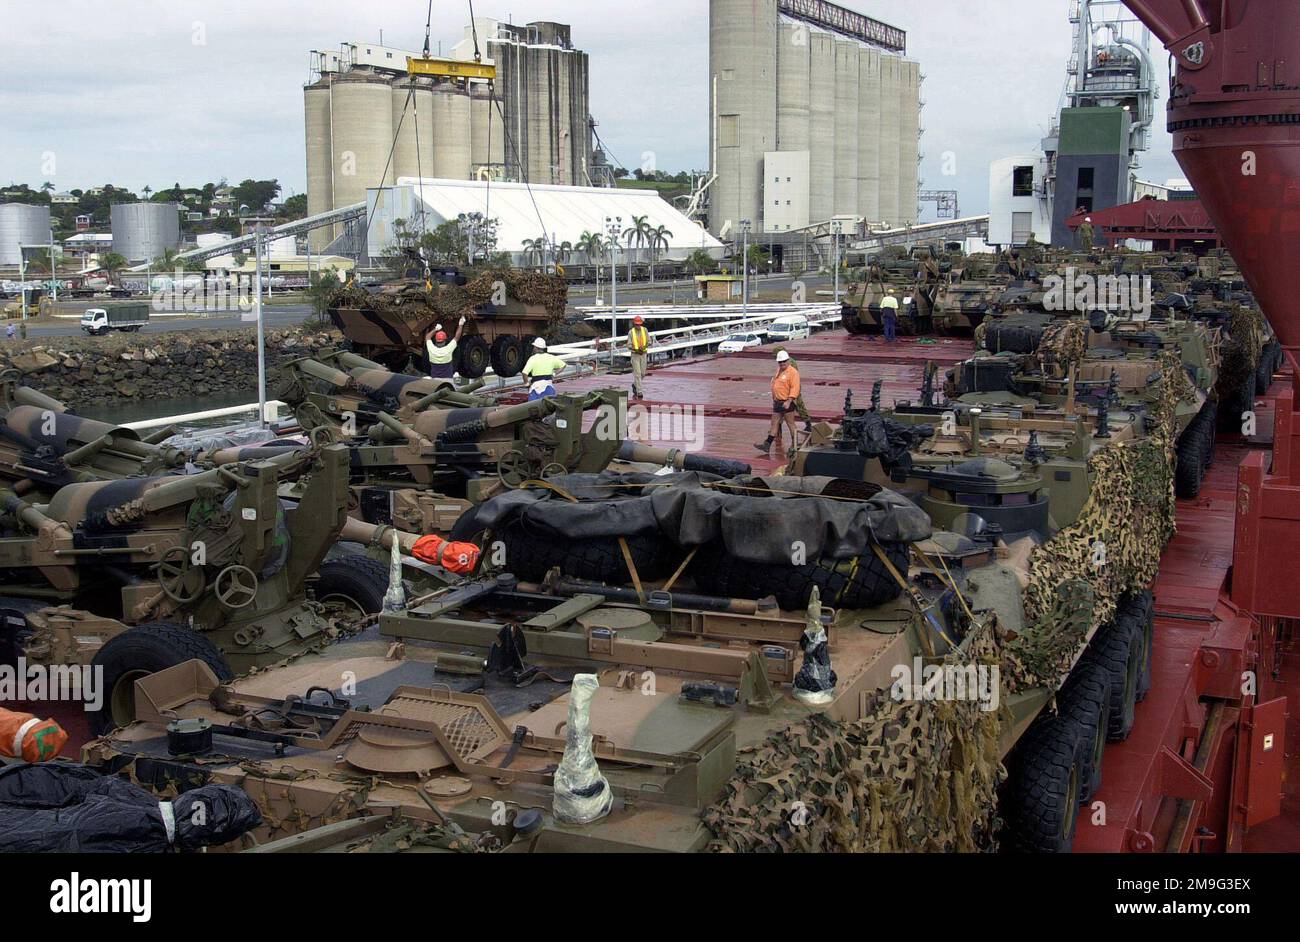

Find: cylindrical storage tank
<box><xmin>777</xmin><ymin>22</ymin><xmax>811</xmax><ymax>156</ymax></box>
<box><xmin>568</xmin><ymin>51</ymin><xmax>592</xmax><ymax>185</ymax></box>
<box><xmin>877</xmin><ymin>56</ymin><xmax>903</xmax><ymax>226</ymax></box>
<box><xmin>304</xmin><ymin>79</ymin><xmax>334</xmax><ymax>253</ymax></box>
<box><xmin>554</xmin><ymin>50</ymin><xmax>573</xmax><ymax>185</ymax></box>
<box><xmin>526</xmin><ymin>47</ymin><xmax>554</xmax><ymax>185</ymax></box>
<box><xmin>110</xmin><ymin>203</ymin><xmax>181</xmax><ymax>263</ymax></box>
<box><xmin>266</xmin><ymin>235</ymin><xmax>296</xmax><ymax>259</ymax></box>
<box><xmin>0</xmin><ymin>203</ymin><xmax>52</xmax><ymax>267</ymax></box>
<box><xmin>897</xmin><ymin>60</ymin><xmax>922</xmax><ymax>226</ymax></box>
<box><xmin>808</xmin><ymin>31</ymin><xmax>836</xmax><ymax>225</ymax></box>
<box><xmin>833</xmin><ymin>40</ymin><xmax>860</xmax><ymax>217</ymax></box>
<box><xmin>329</xmin><ymin>72</ymin><xmax>396</xmax><ymax>214</ymax></box>
<box><xmin>857</xmin><ymin>48</ymin><xmax>882</xmax><ymax>223</ymax></box>
<box><xmin>391</xmin><ymin>78</ymin><xmax>436</xmax><ymax>182</ymax></box>
<box><xmin>430</xmin><ymin>83</ymin><xmax>473</xmax><ymax>180</ymax></box>
<box><xmin>470</xmin><ymin>82</ymin><xmax>506</xmax><ymax>177</ymax></box>
<box><xmin>708</xmin><ymin>0</ymin><xmax>779</xmax><ymax>236</ymax></box>
<box><xmin>197</xmin><ymin>232</ymin><xmax>233</xmax><ymax>270</ymax></box>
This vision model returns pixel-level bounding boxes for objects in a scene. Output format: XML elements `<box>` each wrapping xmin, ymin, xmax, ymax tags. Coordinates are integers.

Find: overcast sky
<box><xmin>0</xmin><ymin>1</ymin><xmax>1182</xmax><ymax>217</ymax></box>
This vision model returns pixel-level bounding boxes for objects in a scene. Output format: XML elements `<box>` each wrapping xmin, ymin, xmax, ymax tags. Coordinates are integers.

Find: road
<box><xmin>19</xmin><ymin>273</ymin><xmax>840</xmax><ymax>339</ymax></box>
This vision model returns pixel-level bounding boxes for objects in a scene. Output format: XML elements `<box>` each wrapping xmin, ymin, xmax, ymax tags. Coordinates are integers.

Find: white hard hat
<box><xmin>533</xmin><ymin>337</ymin><xmax>547</xmax><ymax>350</ymax></box>
<box><xmin>775</xmin><ymin>350</ymin><xmax>790</xmax><ymax>363</ymax></box>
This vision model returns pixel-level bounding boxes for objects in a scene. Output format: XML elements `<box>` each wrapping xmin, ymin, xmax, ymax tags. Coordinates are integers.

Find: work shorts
<box><xmin>772</xmin><ymin>400</ymin><xmax>795</xmax><ymax>415</ymax></box>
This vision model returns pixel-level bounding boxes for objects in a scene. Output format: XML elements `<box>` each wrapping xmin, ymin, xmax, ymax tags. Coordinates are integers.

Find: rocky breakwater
<box><xmin>0</xmin><ymin>327</ymin><xmax>342</xmax><ymax>410</ymax></box>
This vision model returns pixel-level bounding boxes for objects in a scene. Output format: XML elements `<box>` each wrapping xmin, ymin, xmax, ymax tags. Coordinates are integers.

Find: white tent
<box><xmin>369</xmin><ymin>178</ymin><xmax>723</xmax><ymax>262</ymax></box>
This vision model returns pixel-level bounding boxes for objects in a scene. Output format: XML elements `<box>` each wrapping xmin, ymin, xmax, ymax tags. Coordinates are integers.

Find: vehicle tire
<box><xmin>1057</xmin><ymin>662</ymin><xmax>1112</xmax><ymax>803</ymax></box>
<box><xmin>688</xmin><ymin>540</ymin><xmax>907</xmax><ymax>610</ymax></box>
<box><xmin>1082</xmin><ymin>614</ymin><xmax>1143</xmax><ymax>742</ymax></box>
<box><xmin>1175</xmin><ymin>411</ymin><xmax>1210</xmax><ymax>498</ymax></box>
<box><xmin>1124</xmin><ymin>590</ymin><xmax>1156</xmax><ymax>702</ymax></box>
<box><xmin>315</xmin><ymin>554</ymin><xmax>389</xmax><ymax>617</ymax></box>
<box><xmin>494</xmin><ymin>520</ymin><xmax>674</xmax><ymax>584</ymax></box>
<box><xmin>456</xmin><ymin>335</ymin><xmax>491</xmax><ymax>379</ymax></box>
<box><xmin>90</xmin><ymin>623</ymin><xmax>233</xmax><ymax>735</ymax></box>
<box><xmin>1001</xmin><ymin>715</ymin><xmax>1084</xmax><ymax>853</ymax></box>
<box><xmin>490</xmin><ymin>335</ymin><xmax>526</xmax><ymax>378</ymax></box>
<box><xmin>1200</xmin><ymin>399</ymin><xmax>1218</xmax><ymax>472</ymax></box>
<box><xmin>1256</xmin><ymin>346</ymin><xmax>1276</xmax><ymax>395</ymax></box>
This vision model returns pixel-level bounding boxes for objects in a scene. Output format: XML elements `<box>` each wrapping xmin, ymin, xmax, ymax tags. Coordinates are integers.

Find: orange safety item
<box><xmin>411</xmin><ymin>535</ymin><xmax>481</xmax><ymax>574</ymax></box>
<box><xmin>0</xmin><ymin>708</ymin><xmax>68</xmax><ymax>762</ymax></box>
<box><xmin>772</xmin><ymin>365</ymin><xmax>801</xmax><ymax>401</ymax></box>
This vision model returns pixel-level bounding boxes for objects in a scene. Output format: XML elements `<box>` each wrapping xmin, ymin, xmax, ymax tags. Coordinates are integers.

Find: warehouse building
<box><xmin>708</xmin><ymin>0</ymin><xmax>921</xmax><ymax>239</ymax></box>
<box><xmin>305</xmin><ymin>19</ymin><xmax>594</xmax><ymax>252</ymax></box>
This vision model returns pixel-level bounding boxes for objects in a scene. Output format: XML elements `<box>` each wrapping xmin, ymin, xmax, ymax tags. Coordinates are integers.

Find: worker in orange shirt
<box><xmin>628</xmin><ymin>315</ymin><xmax>650</xmax><ymax>400</ymax></box>
<box><xmin>755</xmin><ymin>350</ymin><xmax>801</xmax><ymax>455</ymax></box>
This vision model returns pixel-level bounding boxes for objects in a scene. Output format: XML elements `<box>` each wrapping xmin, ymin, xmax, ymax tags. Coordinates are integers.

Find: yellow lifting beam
<box><xmin>406</xmin><ymin>57</ymin><xmax>497</xmax><ymax>80</ymax></box>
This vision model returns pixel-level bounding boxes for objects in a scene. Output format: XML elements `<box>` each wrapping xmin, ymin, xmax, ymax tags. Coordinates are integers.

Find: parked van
<box><xmin>766</xmin><ymin>315</ymin><xmax>811</xmax><ymax>342</ymax></box>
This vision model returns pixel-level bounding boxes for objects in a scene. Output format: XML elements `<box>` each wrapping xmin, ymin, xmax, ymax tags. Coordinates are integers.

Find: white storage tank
<box><xmin>111</xmin><ymin>202</ymin><xmax>181</xmax><ymax>263</ymax></box>
<box><xmin>857</xmin><ymin>48</ymin><xmax>882</xmax><ymax>222</ymax></box>
<box><xmin>330</xmin><ymin>71</ymin><xmax>396</xmax><ymax>213</ymax></box>
<box><xmin>391</xmin><ymin>78</ymin><xmax>436</xmax><ymax>181</ymax></box>
<box><xmin>0</xmin><ymin>203</ymin><xmax>52</xmax><ymax>267</ymax></box>
<box><xmin>470</xmin><ymin>82</ymin><xmax>506</xmax><ymax>177</ymax></box>
<box><xmin>304</xmin><ymin>79</ymin><xmax>334</xmax><ymax>252</ymax></box>
<box><xmin>877</xmin><ymin>56</ymin><xmax>903</xmax><ymax>226</ymax></box>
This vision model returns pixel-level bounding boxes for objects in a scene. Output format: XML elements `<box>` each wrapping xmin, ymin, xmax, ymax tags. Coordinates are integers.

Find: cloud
<box><xmin>0</xmin><ymin>1</ymin><xmax>1181</xmax><ymax>217</ymax></box>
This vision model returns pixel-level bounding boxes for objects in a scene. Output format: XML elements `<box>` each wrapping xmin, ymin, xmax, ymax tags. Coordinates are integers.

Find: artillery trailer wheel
<box><xmin>1000</xmin><ymin>714</ymin><xmax>1084</xmax><ymax>853</ymax></box>
<box><xmin>1082</xmin><ymin>613</ymin><xmax>1143</xmax><ymax>743</ymax></box>
<box><xmin>490</xmin><ymin>335</ymin><xmax>526</xmax><ymax>378</ymax></box>
<box><xmin>1056</xmin><ymin>662</ymin><xmax>1112</xmax><ymax>804</ymax></box>
<box><xmin>214</xmin><ymin>565</ymin><xmax>259</xmax><ymax>610</ymax></box>
<box><xmin>156</xmin><ymin>546</ymin><xmax>206</xmax><ymax>605</ymax></box>
<box><xmin>90</xmin><ymin>623</ymin><xmax>233</xmax><ymax>735</ymax></box>
<box><xmin>316</xmin><ymin>555</ymin><xmax>389</xmax><ymax>617</ymax></box>
<box><xmin>497</xmin><ymin>450</ymin><xmax>533</xmax><ymax>489</ymax></box>
<box><xmin>540</xmin><ymin>462</ymin><xmax>568</xmax><ymax>479</ymax></box>
<box><xmin>457</xmin><ymin>335</ymin><xmax>491</xmax><ymax>379</ymax></box>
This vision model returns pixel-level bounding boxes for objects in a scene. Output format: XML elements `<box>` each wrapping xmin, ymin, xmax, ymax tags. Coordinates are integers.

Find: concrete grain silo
<box><xmin>111</xmin><ymin>203</ymin><xmax>180</xmax><ymax>263</ymax></box>
<box><xmin>470</xmin><ymin>82</ymin><xmax>506</xmax><ymax>177</ymax></box>
<box><xmin>898</xmin><ymin>60</ymin><xmax>922</xmax><ymax>225</ymax></box>
<box><xmin>303</xmin><ymin>79</ymin><xmax>334</xmax><ymax>251</ymax></box>
<box><xmin>777</xmin><ymin>22</ymin><xmax>811</xmax><ymax>155</ymax></box>
<box><xmin>430</xmin><ymin>83</ymin><xmax>473</xmax><ymax>180</ymax></box>
<box><xmin>877</xmin><ymin>55</ymin><xmax>902</xmax><ymax>225</ymax></box>
<box><xmin>0</xmin><ymin>203</ymin><xmax>51</xmax><ymax>267</ymax></box>
<box><xmin>833</xmin><ymin>40</ymin><xmax>860</xmax><ymax>217</ymax></box>
<box><xmin>329</xmin><ymin>71</ymin><xmax>396</xmax><ymax>214</ymax></box>
<box><xmin>708</xmin><ymin>0</ymin><xmax>778</xmax><ymax>236</ymax></box>
<box><xmin>391</xmin><ymin>78</ymin><xmax>436</xmax><ymax>181</ymax></box>
<box><xmin>807</xmin><ymin>31</ymin><xmax>837</xmax><ymax>226</ymax></box>
<box><xmin>857</xmin><ymin>48</ymin><xmax>882</xmax><ymax>223</ymax></box>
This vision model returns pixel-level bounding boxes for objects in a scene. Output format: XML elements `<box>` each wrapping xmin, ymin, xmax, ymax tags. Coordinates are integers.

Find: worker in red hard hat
<box><xmin>628</xmin><ymin>315</ymin><xmax>650</xmax><ymax>400</ymax></box>
<box><xmin>423</xmin><ymin>316</ymin><xmax>466</xmax><ymax>381</ymax></box>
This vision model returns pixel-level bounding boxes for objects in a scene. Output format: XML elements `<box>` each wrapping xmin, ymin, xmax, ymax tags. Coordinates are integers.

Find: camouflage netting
<box><xmin>704</xmin><ymin>618</ymin><xmax>1007</xmax><ymax>853</ymax></box>
<box><xmin>1215</xmin><ymin>303</ymin><xmax>1267</xmax><ymax>399</ymax></box>
<box><xmin>330</xmin><ymin>269</ymin><xmax>568</xmax><ymax>329</ymax></box>
<box><xmin>1037</xmin><ymin>319</ymin><xmax>1087</xmax><ymax>378</ymax></box>
<box><xmin>1007</xmin><ymin>351</ymin><xmax>1190</xmax><ymax>690</ymax></box>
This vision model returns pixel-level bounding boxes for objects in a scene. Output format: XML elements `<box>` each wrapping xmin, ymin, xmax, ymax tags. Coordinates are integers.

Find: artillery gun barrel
<box><xmin>616</xmin><ymin>442</ymin><xmax>752</xmax><ymax>479</ymax></box>
<box><xmin>0</xmin><ymin>488</ymin><xmax>71</xmax><ymax>537</ymax></box>
<box><xmin>373</xmin><ymin>411</ymin><xmax>433</xmax><ymax>451</ymax></box>
<box><xmin>339</xmin><ymin>517</ymin><xmax>419</xmax><ymax>554</ymax></box>
<box><xmin>408</xmin><ymin>384</ymin><xmax>484</xmax><ymax>413</ymax></box>
<box><xmin>295</xmin><ymin>358</ymin><xmax>354</xmax><ymax>388</ymax></box>
<box><xmin>138</xmin><ymin>448</ymin><xmax>306</xmax><ymax>513</ymax></box>
<box><xmin>12</xmin><ymin>386</ymin><xmax>68</xmax><ymax>414</ymax></box>
<box><xmin>334</xmin><ymin>351</ymin><xmax>391</xmax><ymax>374</ymax></box>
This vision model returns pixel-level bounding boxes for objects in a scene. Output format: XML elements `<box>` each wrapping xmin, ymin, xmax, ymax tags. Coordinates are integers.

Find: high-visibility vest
<box><xmin>629</xmin><ymin>326</ymin><xmax>650</xmax><ymax>354</ymax></box>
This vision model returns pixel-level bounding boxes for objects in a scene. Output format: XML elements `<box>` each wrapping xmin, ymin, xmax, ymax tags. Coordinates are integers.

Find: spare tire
<box><xmin>91</xmin><ymin>623</ymin><xmax>233</xmax><ymax>735</ymax></box>
<box><xmin>688</xmin><ymin>540</ymin><xmax>908</xmax><ymax>611</ymax></box>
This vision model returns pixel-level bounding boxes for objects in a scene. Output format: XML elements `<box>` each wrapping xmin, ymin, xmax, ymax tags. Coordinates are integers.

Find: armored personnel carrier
<box><xmin>328</xmin><ymin>267</ymin><xmax>568</xmax><ymax>379</ymax></box>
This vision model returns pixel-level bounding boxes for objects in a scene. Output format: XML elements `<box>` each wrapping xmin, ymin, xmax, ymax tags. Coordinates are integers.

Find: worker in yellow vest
<box><xmin>628</xmin><ymin>315</ymin><xmax>650</xmax><ymax>400</ymax></box>
<box><xmin>522</xmin><ymin>337</ymin><xmax>567</xmax><ymax>401</ymax></box>
<box><xmin>423</xmin><ymin>317</ymin><xmax>466</xmax><ymax>381</ymax></box>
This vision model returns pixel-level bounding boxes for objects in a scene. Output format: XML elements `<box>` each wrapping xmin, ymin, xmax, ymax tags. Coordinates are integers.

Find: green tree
<box><xmin>281</xmin><ymin>193</ymin><xmax>308</xmax><ymax>218</ymax></box>
<box><xmin>306</xmin><ymin>268</ymin><xmax>342</xmax><ymax>326</ymax></box>
<box><xmin>647</xmin><ymin>224</ymin><xmax>673</xmax><ymax>281</ymax></box>
<box><xmin>685</xmin><ymin>249</ymin><xmax>715</xmax><ymax>276</ymax></box>
<box><xmin>622</xmin><ymin>215</ymin><xmax>651</xmax><ymax>283</ymax></box>
<box><xmin>231</xmin><ymin>179</ymin><xmax>281</xmax><ymax>213</ymax></box>
<box><xmin>576</xmin><ymin>230</ymin><xmax>606</xmax><ymax>281</ymax></box>
<box><xmin>98</xmin><ymin>251</ymin><xmax>127</xmax><ymax>282</ymax></box>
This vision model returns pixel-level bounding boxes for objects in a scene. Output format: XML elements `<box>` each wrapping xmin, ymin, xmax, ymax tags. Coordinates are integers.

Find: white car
<box><xmin>718</xmin><ymin>333</ymin><xmax>764</xmax><ymax>354</ymax></box>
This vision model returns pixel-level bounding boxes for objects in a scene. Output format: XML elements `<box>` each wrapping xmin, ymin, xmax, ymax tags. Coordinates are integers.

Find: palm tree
<box><xmin>555</xmin><ymin>240</ymin><xmax>574</xmax><ymax>267</ymax></box>
<box><xmin>99</xmin><ymin>252</ymin><xmax>127</xmax><ymax>283</ymax></box>
<box><xmin>622</xmin><ymin>215</ymin><xmax>651</xmax><ymax>284</ymax></box>
<box><xmin>647</xmin><ymin>224</ymin><xmax>673</xmax><ymax>283</ymax></box>
<box><xmin>521</xmin><ymin>236</ymin><xmax>548</xmax><ymax>269</ymax></box>
<box><xmin>685</xmin><ymin>249</ymin><xmax>714</xmax><ymax>276</ymax></box>
<box><xmin>142</xmin><ymin>185</ymin><xmax>153</xmax><ymax>199</ymax></box>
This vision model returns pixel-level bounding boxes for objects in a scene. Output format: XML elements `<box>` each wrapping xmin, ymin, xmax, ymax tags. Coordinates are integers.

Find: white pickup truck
<box><xmin>80</xmin><ymin>303</ymin><xmax>149</xmax><ymax>335</ymax></box>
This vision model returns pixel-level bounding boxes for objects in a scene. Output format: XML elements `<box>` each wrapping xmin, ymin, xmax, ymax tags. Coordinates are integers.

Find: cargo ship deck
<box><xmin>555</xmin><ymin>328</ymin><xmax>1299</xmax><ymax>852</ymax></box>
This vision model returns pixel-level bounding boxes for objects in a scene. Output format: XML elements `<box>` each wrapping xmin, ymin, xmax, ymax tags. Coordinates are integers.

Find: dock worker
<box><xmin>423</xmin><ymin>316</ymin><xmax>466</xmax><ymax>381</ymax></box>
<box><xmin>628</xmin><ymin>315</ymin><xmax>650</xmax><ymax>400</ymax></box>
<box><xmin>5</xmin><ymin>322</ymin><xmax>15</xmax><ymax>341</ymax></box>
<box><xmin>755</xmin><ymin>350</ymin><xmax>801</xmax><ymax>456</ymax></box>
<box><xmin>880</xmin><ymin>288</ymin><xmax>900</xmax><ymax>344</ymax></box>
<box><xmin>522</xmin><ymin>337</ymin><xmax>567</xmax><ymax>401</ymax></box>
